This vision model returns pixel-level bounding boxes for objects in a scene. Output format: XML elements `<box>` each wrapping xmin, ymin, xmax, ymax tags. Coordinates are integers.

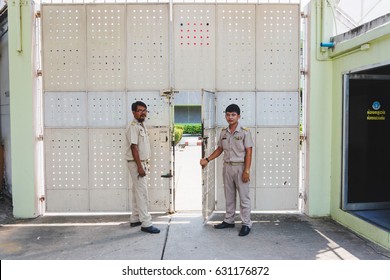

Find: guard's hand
<box><xmin>138</xmin><ymin>166</ymin><xmax>146</xmax><ymax>177</ymax></box>
<box><xmin>242</xmin><ymin>172</ymin><xmax>250</xmax><ymax>183</ymax></box>
<box><xmin>200</xmin><ymin>158</ymin><xmax>208</xmax><ymax>168</ymax></box>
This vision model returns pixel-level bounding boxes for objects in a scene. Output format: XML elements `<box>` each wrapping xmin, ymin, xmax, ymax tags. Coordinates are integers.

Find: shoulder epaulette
<box><xmin>131</xmin><ymin>121</ymin><xmax>137</xmax><ymax>126</ymax></box>
<box><xmin>242</xmin><ymin>127</ymin><xmax>249</xmax><ymax>131</ymax></box>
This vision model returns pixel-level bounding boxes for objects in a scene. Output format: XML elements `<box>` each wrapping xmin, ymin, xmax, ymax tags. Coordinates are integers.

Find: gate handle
<box><xmin>161</xmin><ymin>173</ymin><xmax>173</xmax><ymax>178</ymax></box>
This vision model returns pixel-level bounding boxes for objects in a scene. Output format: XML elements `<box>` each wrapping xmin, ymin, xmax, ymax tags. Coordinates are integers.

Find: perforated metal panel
<box><xmin>202</xmin><ymin>128</ymin><xmax>216</xmax><ymax>219</ymax></box>
<box><xmin>216</xmin><ymin>5</ymin><xmax>255</xmax><ymax>91</ymax></box>
<box><xmin>256</xmin><ymin>4</ymin><xmax>299</xmax><ymax>91</ymax></box>
<box><xmin>127</xmin><ymin>91</ymin><xmax>170</xmax><ymax>126</ymax></box>
<box><xmin>127</xmin><ymin>5</ymin><xmax>169</xmax><ymax>90</ymax></box>
<box><xmin>45</xmin><ymin>129</ymin><xmax>89</xmax><ymax>212</ymax></box>
<box><xmin>255</xmin><ymin>127</ymin><xmax>299</xmax><ymax>210</ymax></box>
<box><xmin>256</xmin><ymin>92</ymin><xmax>299</xmax><ymax>126</ymax></box>
<box><xmin>89</xmin><ymin>129</ymin><xmax>127</xmax><ymax>189</ymax></box>
<box><xmin>216</xmin><ymin>92</ymin><xmax>256</xmax><ymax>126</ymax></box>
<box><xmin>88</xmin><ymin>92</ymin><xmax>126</xmax><ymax>128</ymax></box>
<box><xmin>86</xmin><ymin>5</ymin><xmax>126</xmax><ymax>91</ymax></box>
<box><xmin>173</xmin><ymin>90</ymin><xmax>202</xmax><ymax>105</ymax></box>
<box><xmin>147</xmin><ymin>127</ymin><xmax>171</xmax><ymax>212</ymax></box>
<box><xmin>42</xmin><ymin>5</ymin><xmax>86</xmax><ymax>91</ymax></box>
<box><xmin>202</xmin><ymin>90</ymin><xmax>216</xmax><ymax>129</ymax></box>
<box><xmin>89</xmin><ymin>129</ymin><xmax>128</xmax><ymax>211</ymax></box>
<box><xmin>44</xmin><ymin>92</ymin><xmax>88</xmax><ymax>128</ymax></box>
<box><xmin>173</xmin><ymin>4</ymin><xmax>216</xmax><ymax>90</ymax></box>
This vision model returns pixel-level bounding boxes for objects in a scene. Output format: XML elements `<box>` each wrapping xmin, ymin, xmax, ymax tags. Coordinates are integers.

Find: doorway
<box><xmin>173</xmin><ymin>103</ymin><xmax>202</xmax><ymax>211</ymax></box>
<box><xmin>342</xmin><ymin>63</ymin><xmax>390</xmax><ymax>231</ymax></box>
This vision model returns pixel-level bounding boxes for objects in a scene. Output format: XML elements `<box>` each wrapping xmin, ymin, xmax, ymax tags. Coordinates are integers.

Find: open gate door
<box><xmin>201</xmin><ymin>90</ymin><xmax>217</xmax><ymax>221</ymax></box>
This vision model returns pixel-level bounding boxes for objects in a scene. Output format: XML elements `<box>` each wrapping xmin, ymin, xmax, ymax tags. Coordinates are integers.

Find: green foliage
<box><xmin>181</xmin><ymin>123</ymin><xmax>202</xmax><ymax>135</ymax></box>
<box><xmin>174</xmin><ymin>126</ymin><xmax>184</xmax><ymax>146</ymax></box>
<box><xmin>173</xmin><ymin>123</ymin><xmax>201</xmax><ymax>146</ymax></box>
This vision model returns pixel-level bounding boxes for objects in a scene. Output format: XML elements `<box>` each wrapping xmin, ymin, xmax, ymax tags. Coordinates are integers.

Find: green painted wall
<box><xmin>8</xmin><ymin>2</ymin><xmax>38</xmax><ymax>218</ymax></box>
<box><xmin>304</xmin><ymin>0</ymin><xmax>332</xmax><ymax>217</ymax></box>
<box><xmin>330</xmin><ymin>35</ymin><xmax>390</xmax><ymax>250</ymax></box>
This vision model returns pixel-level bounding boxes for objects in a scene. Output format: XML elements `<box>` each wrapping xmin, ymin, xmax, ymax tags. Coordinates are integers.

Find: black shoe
<box><xmin>239</xmin><ymin>225</ymin><xmax>251</xmax><ymax>236</ymax></box>
<box><xmin>141</xmin><ymin>226</ymin><xmax>160</xmax><ymax>234</ymax></box>
<box><xmin>214</xmin><ymin>221</ymin><xmax>235</xmax><ymax>229</ymax></box>
<box><xmin>130</xmin><ymin>221</ymin><xmax>142</xmax><ymax>227</ymax></box>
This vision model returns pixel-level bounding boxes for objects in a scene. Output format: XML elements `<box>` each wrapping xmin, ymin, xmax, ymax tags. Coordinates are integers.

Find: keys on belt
<box><xmin>224</xmin><ymin>162</ymin><xmax>244</xmax><ymax>166</ymax></box>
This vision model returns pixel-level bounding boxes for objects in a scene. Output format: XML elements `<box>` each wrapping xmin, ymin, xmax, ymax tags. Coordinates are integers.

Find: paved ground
<box><xmin>0</xmin><ymin>142</ymin><xmax>389</xmax><ymax>260</ymax></box>
<box><xmin>1</xmin><ymin>204</ymin><xmax>389</xmax><ymax>260</ymax></box>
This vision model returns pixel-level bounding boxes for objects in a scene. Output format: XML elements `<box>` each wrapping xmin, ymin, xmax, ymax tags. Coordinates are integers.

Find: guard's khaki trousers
<box><xmin>127</xmin><ymin>161</ymin><xmax>152</xmax><ymax>227</ymax></box>
<box><xmin>223</xmin><ymin>164</ymin><xmax>252</xmax><ymax>227</ymax></box>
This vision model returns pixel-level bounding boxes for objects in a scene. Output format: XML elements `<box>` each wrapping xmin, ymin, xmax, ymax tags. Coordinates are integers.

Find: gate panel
<box><xmin>256</xmin><ymin>92</ymin><xmax>299</xmax><ymax>126</ymax></box>
<box><xmin>216</xmin><ymin>5</ymin><xmax>256</xmax><ymax>91</ymax></box>
<box><xmin>44</xmin><ymin>92</ymin><xmax>88</xmax><ymax>128</ymax></box>
<box><xmin>256</xmin><ymin>4</ymin><xmax>299</xmax><ymax>91</ymax></box>
<box><xmin>202</xmin><ymin>90</ymin><xmax>216</xmax><ymax>220</ymax></box>
<box><xmin>202</xmin><ymin>128</ymin><xmax>216</xmax><ymax>219</ymax></box>
<box><xmin>88</xmin><ymin>92</ymin><xmax>126</xmax><ymax>128</ymax></box>
<box><xmin>127</xmin><ymin>91</ymin><xmax>170</xmax><ymax>126</ymax></box>
<box><xmin>147</xmin><ymin>127</ymin><xmax>171</xmax><ymax>212</ymax></box>
<box><xmin>89</xmin><ymin>129</ymin><xmax>128</xmax><ymax>211</ymax></box>
<box><xmin>45</xmin><ymin>129</ymin><xmax>89</xmax><ymax>212</ymax></box>
<box><xmin>216</xmin><ymin>92</ymin><xmax>256</xmax><ymax>127</ymax></box>
<box><xmin>127</xmin><ymin>4</ymin><xmax>169</xmax><ymax>90</ymax></box>
<box><xmin>42</xmin><ymin>5</ymin><xmax>86</xmax><ymax>91</ymax></box>
<box><xmin>86</xmin><ymin>5</ymin><xmax>126</xmax><ymax>91</ymax></box>
<box><xmin>173</xmin><ymin>5</ymin><xmax>216</xmax><ymax>90</ymax></box>
<box><xmin>256</xmin><ymin>127</ymin><xmax>299</xmax><ymax>210</ymax></box>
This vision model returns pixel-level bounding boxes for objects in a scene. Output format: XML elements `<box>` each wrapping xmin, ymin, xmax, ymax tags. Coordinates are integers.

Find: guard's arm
<box><xmin>200</xmin><ymin>146</ymin><xmax>223</xmax><ymax>167</ymax></box>
<box><xmin>131</xmin><ymin>144</ymin><xmax>146</xmax><ymax>177</ymax></box>
<box><xmin>242</xmin><ymin>147</ymin><xmax>252</xmax><ymax>182</ymax></box>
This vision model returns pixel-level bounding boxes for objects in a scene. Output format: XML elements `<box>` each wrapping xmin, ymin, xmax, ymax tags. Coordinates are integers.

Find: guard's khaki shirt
<box><xmin>125</xmin><ymin>119</ymin><xmax>151</xmax><ymax>161</ymax></box>
<box><xmin>217</xmin><ymin>124</ymin><xmax>254</xmax><ymax>163</ymax></box>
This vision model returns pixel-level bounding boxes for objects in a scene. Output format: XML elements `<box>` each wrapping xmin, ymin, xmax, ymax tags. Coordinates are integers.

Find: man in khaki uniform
<box><xmin>125</xmin><ymin>101</ymin><xmax>160</xmax><ymax>234</ymax></box>
<box><xmin>200</xmin><ymin>104</ymin><xmax>253</xmax><ymax>236</ymax></box>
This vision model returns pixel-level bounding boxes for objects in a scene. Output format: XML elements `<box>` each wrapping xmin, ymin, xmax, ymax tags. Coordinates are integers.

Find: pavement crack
<box><xmin>160</xmin><ymin>215</ymin><xmax>172</xmax><ymax>260</ymax></box>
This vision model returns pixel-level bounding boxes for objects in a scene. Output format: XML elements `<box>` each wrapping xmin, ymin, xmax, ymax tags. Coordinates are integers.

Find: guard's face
<box><xmin>225</xmin><ymin>111</ymin><xmax>240</xmax><ymax>126</ymax></box>
<box><xmin>133</xmin><ymin>106</ymin><xmax>148</xmax><ymax>122</ymax></box>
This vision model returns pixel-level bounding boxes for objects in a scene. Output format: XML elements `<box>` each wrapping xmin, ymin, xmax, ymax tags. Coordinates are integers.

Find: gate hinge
<box><xmin>37</xmin><ymin>69</ymin><xmax>43</xmax><ymax>77</ymax></box>
<box><xmin>37</xmin><ymin>134</ymin><xmax>44</xmax><ymax>141</ymax></box>
<box><xmin>35</xmin><ymin>11</ymin><xmax>41</xmax><ymax>19</ymax></box>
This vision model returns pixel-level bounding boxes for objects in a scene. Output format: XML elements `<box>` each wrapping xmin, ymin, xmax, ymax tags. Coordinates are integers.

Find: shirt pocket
<box><xmin>233</xmin><ymin>136</ymin><xmax>245</xmax><ymax>153</ymax></box>
<box><xmin>221</xmin><ymin>138</ymin><xmax>228</xmax><ymax>149</ymax></box>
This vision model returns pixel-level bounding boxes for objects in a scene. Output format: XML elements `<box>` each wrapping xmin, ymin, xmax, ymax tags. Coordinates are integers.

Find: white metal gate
<box><xmin>42</xmin><ymin>4</ymin><xmax>172</xmax><ymax>212</ymax></box>
<box><xmin>41</xmin><ymin>2</ymin><xmax>300</xmax><ymax>213</ymax></box>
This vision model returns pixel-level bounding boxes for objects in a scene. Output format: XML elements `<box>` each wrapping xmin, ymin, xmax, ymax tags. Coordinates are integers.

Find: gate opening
<box><xmin>174</xmin><ymin>105</ymin><xmax>202</xmax><ymax>211</ymax></box>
